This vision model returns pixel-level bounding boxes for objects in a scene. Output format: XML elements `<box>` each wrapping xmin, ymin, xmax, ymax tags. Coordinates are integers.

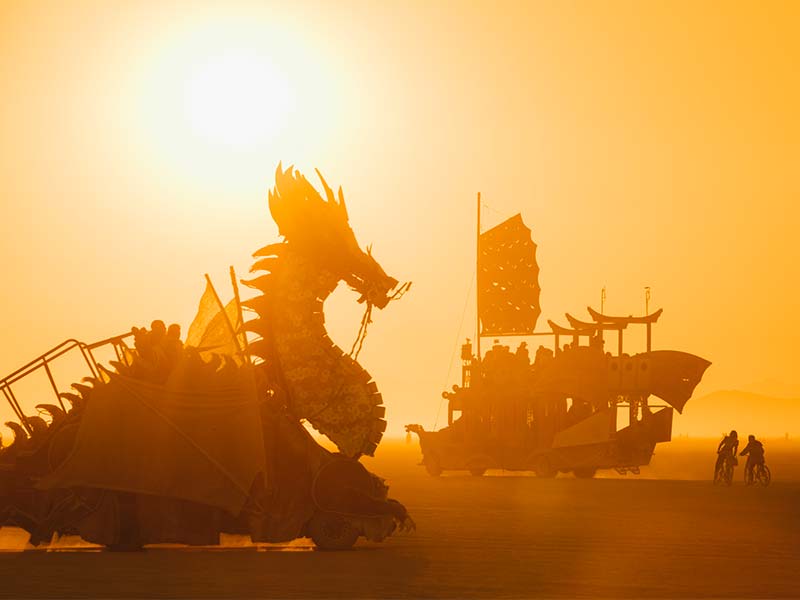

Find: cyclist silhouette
<box><xmin>740</xmin><ymin>434</ymin><xmax>765</xmax><ymax>481</ymax></box>
<box><xmin>715</xmin><ymin>430</ymin><xmax>739</xmax><ymax>475</ymax></box>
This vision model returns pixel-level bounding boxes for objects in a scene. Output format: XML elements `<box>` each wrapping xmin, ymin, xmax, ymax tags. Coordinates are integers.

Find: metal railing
<box><xmin>0</xmin><ymin>333</ymin><xmax>133</xmax><ymax>435</ymax></box>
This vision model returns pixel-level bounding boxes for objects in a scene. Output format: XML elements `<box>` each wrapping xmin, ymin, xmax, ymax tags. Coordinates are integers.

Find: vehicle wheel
<box><xmin>533</xmin><ymin>455</ymin><xmax>557</xmax><ymax>479</ymax></box>
<box><xmin>760</xmin><ymin>466</ymin><xmax>771</xmax><ymax>487</ymax></box>
<box><xmin>573</xmin><ymin>467</ymin><xmax>597</xmax><ymax>479</ymax></box>
<box><xmin>307</xmin><ymin>513</ymin><xmax>359</xmax><ymax>551</ymax></box>
<box><xmin>108</xmin><ymin>492</ymin><xmax>142</xmax><ymax>552</ymax></box>
<box><xmin>107</xmin><ymin>542</ymin><xmax>144</xmax><ymax>552</ymax></box>
<box><xmin>724</xmin><ymin>464</ymin><xmax>733</xmax><ymax>486</ymax></box>
<box><xmin>469</xmin><ymin>468</ymin><xmax>486</xmax><ymax>477</ymax></box>
<box><xmin>424</xmin><ymin>455</ymin><xmax>443</xmax><ymax>477</ymax></box>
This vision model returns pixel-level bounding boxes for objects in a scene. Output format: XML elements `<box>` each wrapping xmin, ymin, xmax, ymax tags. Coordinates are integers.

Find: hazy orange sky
<box><xmin>1</xmin><ymin>1</ymin><xmax>798</xmax><ymax>438</ymax></box>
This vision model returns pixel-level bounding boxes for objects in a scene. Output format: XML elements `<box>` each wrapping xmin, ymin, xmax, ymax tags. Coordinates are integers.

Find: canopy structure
<box><xmin>587</xmin><ymin>306</ymin><xmax>663</xmax><ymax>325</ymax></box>
<box><xmin>565</xmin><ymin>313</ymin><xmax>626</xmax><ymax>332</ymax></box>
<box><xmin>587</xmin><ymin>306</ymin><xmax>663</xmax><ymax>352</ymax></box>
<box><xmin>478</xmin><ymin>214</ymin><xmax>541</xmax><ymax>336</ymax></box>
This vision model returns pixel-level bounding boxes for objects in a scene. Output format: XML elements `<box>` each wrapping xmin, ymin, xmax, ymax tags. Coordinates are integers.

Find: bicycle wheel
<box><xmin>713</xmin><ymin>462</ymin><xmax>724</xmax><ymax>485</ymax></box>
<box><xmin>760</xmin><ymin>465</ymin><xmax>771</xmax><ymax>487</ymax></box>
<box><xmin>724</xmin><ymin>463</ymin><xmax>733</xmax><ymax>486</ymax></box>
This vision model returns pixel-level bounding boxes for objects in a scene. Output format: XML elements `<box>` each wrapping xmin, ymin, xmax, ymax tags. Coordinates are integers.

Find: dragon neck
<box><xmin>245</xmin><ymin>244</ymin><xmax>386</xmax><ymax>457</ymax></box>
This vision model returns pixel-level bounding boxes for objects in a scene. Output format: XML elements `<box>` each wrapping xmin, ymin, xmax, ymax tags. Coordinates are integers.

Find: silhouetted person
<box><xmin>515</xmin><ymin>341</ymin><xmax>529</xmax><ymax>366</ymax></box>
<box><xmin>740</xmin><ymin>434</ymin><xmax>765</xmax><ymax>480</ymax></box>
<box><xmin>132</xmin><ymin>326</ymin><xmax>149</xmax><ymax>354</ymax></box>
<box><xmin>481</xmin><ymin>340</ymin><xmax>501</xmax><ymax>375</ymax></box>
<box><xmin>533</xmin><ymin>345</ymin><xmax>553</xmax><ymax>368</ymax></box>
<box><xmin>149</xmin><ymin>319</ymin><xmax>167</xmax><ymax>345</ymax></box>
<box><xmin>165</xmin><ymin>323</ymin><xmax>183</xmax><ymax>363</ymax></box>
<box><xmin>715</xmin><ymin>429</ymin><xmax>739</xmax><ymax>474</ymax></box>
<box><xmin>589</xmin><ymin>334</ymin><xmax>604</xmax><ymax>352</ymax></box>
<box><xmin>167</xmin><ymin>322</ymin><xmax>181</xmax><ymax>340</ymax></box>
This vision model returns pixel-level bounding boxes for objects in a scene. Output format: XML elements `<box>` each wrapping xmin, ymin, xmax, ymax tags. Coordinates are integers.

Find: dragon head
<box><xmin>268</xmin><ymin>164</ymin><xmax>403</xmax><ymax>309</ymax></box>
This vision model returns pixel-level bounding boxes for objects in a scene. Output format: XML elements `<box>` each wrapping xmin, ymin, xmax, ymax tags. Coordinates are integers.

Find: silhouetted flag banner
<box><xmin>478</xmin><ymin>214</ymin><xmax>541</xmax><ymax>336</ymax></box>
<box><xmin>186</xmin><ymin>278</ymin><xmax>245</xmax><ymax>361</ymax></box>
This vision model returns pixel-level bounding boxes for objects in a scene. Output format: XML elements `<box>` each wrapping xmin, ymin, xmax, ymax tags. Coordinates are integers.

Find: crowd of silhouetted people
<box><xmin>129</xmin><ymin>320</ymin><xmax>184</xmax><ymax>382</ymax></box>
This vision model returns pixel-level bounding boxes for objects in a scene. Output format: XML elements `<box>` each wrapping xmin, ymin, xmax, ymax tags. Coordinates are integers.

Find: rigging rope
<box><xmin>348</xmin><ymin>282</ymin><xmax>411</xmax><ymax>361</ymax></box>
<box><xmin>349</xmin><ymin>302</ymin><xmax>373</xmax><ymax>361</ymax></box>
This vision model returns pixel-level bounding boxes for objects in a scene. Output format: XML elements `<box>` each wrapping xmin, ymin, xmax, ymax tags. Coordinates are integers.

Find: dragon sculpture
<box><xmin>0</xmin><ymin>165</ymin><xmax>412</xmax><ymax>550</ymax></box>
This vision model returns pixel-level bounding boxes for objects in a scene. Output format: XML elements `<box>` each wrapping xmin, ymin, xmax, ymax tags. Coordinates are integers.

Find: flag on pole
<box><xmin>186</xmin><ymin>275</ymin><xmax>246</xmax><ymax>362</ymax></box>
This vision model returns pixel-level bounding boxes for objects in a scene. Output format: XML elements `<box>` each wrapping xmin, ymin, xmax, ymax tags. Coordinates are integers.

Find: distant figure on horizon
<box><xmin>715</xmin><ymin>429</ymin><xmax>739</xmax><ymax>475</ymax></box>
<box><xmin>740</xmin><ymin>434</ymin><xmax>765</xmax><ymax>481</ymax></box>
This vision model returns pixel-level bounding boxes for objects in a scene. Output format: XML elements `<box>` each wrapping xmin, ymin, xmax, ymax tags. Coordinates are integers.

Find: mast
<box><xmin>476</xmin><ymin>192</ymin><xmax>481</xmax><ymax>361</ymax></box>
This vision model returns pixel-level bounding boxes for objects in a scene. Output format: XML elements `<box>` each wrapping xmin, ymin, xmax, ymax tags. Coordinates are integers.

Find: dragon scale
<box><xmin>244</xmin><ymin>245</ymin><xmax>387</xmax><ymax>457</ymax></box>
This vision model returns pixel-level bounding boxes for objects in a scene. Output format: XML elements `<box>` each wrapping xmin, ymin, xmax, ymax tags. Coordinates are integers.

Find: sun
<box><xmin>131</xmin><ymin>18</ymin><xmax>342</xmax><ymax>187</ymax></box>
<box><xmin>181</xmin><ymin>51</ymin><xmax>292</xmax><ymax>149</ymax></box>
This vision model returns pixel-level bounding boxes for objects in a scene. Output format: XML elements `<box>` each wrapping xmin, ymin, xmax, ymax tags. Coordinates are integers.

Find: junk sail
<box><xmin>478</xmin><ymin>213</ymin><xmax>541</xmax><ymax>336</ymax></box>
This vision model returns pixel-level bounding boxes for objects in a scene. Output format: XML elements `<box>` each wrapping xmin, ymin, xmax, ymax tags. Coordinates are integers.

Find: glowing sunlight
<box><xmin>131</xmin><ymin>17</ymin><xmax>340</xmax><ymax>183</ymax></box>
<box><xmin>182</xmin><ymin>51</ymin><xmax>292</xmax><ymax>149</ymax></box>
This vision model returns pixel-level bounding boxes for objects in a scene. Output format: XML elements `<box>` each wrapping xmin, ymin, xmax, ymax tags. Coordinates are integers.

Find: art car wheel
<box><xmin>466</xmin><ymin>456</ymin><xmax>489</xmax><ymax>477</ymax></box>
<box><xmin>307</xmin><ymin>512</ymin><xmax>360</xmax><ymax>551</ymax></box>
<box><xmin>108</xmin><ymin>492</ymin><xmax>143</xmax><ymax>552</ymax></box>
<box><xmin>573</xmin><ymin>467</ymin><xmax>597</xmax><ymax>479</ymax></box>
<box><xmin>424</xmin><ymin>455</ymin><xmax>443</xmax><ymax>477</ymax></box>
<box><xmin>107</xmin><ymin>542</ymin><xmax>145</xmax><ymax>552</ymax></box>
<box><xmin>533</xmin><ymin>455</ymin><xmax>557</xmax><ymax>479</ymax></box>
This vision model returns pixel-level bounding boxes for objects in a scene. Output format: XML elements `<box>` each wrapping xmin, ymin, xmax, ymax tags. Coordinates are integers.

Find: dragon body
<box><xmin>0</xmin><ymin>166</ymin><xmax>411</xmax><ymax>550</ymax></box>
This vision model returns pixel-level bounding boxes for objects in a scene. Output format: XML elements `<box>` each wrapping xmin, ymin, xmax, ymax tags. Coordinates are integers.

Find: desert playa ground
<box><xmin>0</xmin><ymin>439</ymin><xmax>798</xmax><ymax>598</ymax></box>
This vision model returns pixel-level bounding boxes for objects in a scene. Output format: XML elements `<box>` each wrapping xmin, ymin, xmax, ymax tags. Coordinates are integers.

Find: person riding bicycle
<box><xmin>740</xmin><ymin>434</ymin><xmax>765</xmax><ymax>481</ymax></box>
<box><xmin>715</xmin><ymin>430</ymin><xmax>739</xmax><ymax>475</ymax></box>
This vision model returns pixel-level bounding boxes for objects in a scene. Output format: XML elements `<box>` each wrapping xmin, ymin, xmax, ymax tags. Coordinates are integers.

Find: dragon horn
<box><xmin>275</xmin><ymin>163</ymin><xmax>294</xmax><ymax>197</ymax></box>
<box><xmin>315</xmin><ymin>168</ymin><xmax>336</xmax><ymax>204</ymax></box>
<box><xmin>338</xmin><ymin>186</ymin><xmax>348</xmax><ymax>219</ymax></box>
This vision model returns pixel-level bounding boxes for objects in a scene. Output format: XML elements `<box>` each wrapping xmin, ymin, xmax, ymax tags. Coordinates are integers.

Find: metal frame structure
<box><xmin>0</xmin><ymin>333</ymin><xmax>133</xmax><ymax>435</ymax></box>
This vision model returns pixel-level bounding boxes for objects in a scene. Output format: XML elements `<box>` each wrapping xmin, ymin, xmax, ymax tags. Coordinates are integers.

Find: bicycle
<box><xmin>745</xmin><ymin>462</ymin><xmax>771</xmax><ymax>487</ymax></box>
<box><xmin>713</xmin><ymin>455</ymin><xmax>735</xmax><ymax>486</ymax></box>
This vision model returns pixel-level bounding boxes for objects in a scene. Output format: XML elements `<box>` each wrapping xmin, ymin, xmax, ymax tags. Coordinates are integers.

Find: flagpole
<box><xmin>230</xmin><ymin>266</ymin><xmax>251</xmax><ymax>364</ymax></box>
<box><xmin>476</xmin><ymin>192</ymin><xmax>481</xmax><ymax>362</ymax></box>
<box><xmin>204</xmin><ymin>273</ymin><xmax>244</xmax><ymax>358</ymax></box>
